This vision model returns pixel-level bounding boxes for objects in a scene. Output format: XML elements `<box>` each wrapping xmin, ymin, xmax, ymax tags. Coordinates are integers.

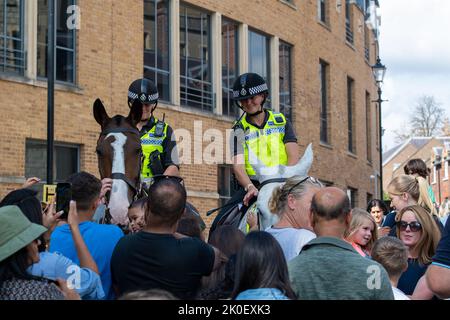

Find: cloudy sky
<box><xmin>379</xmin><ymin>0</ymin><xmax>450</xmax><ymax>152</ymax></box>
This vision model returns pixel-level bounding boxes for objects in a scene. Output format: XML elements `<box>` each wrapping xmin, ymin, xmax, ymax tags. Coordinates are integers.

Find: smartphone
<box><xmin>56</xmin><ymin>183</ymin><xmax>72</xmax><ymax>220</ymax></box>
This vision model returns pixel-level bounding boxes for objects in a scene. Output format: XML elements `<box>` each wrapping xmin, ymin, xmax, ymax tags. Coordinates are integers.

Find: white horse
<box><xmin>241</xmin><ymin>143</ymin><xmax>314</xmax><ymax>231</ymax></box>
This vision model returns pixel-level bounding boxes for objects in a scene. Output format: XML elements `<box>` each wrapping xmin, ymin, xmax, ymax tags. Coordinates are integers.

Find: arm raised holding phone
<box><xmin>67</xmin><ymin>200</ymin><xmax>99</xmax><ymax>275</ymax></box>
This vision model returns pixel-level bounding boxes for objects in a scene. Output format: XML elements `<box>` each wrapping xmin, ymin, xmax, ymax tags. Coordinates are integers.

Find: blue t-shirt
<box><xmin>27</xmin><ymin>252</ymin><xmax>105</xmax><ymax>300</ymax></box>
<box><xmin>49</xmin><ymin>222</ymin><xmax>123</xmax><ymax>300</ymax></box>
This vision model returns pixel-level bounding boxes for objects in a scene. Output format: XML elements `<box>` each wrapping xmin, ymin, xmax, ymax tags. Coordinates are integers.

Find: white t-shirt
<box><xmin>392</xmin><ymin>287</ymin><xmax>410</xmax><ymax>300</ymax></box>
<box><xmin>265</xmin><ymin>227</ymin><xmax>316</xmax><ymax>262</ymax></box>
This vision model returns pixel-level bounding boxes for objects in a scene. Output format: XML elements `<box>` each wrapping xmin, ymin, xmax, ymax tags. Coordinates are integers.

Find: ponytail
<box><xmin>416</xmin><ymin>176</ymin><xmax>437</xmax><ymax>215</ymax></box>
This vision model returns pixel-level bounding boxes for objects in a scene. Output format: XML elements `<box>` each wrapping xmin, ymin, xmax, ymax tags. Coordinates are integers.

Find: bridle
<box><xmin>99</xmin><ymin>126</ymin><xmax>143</xmax><ymax>204</ymax></box>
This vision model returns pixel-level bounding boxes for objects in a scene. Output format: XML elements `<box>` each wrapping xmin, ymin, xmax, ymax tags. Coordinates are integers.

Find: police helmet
<box><xmin>127</xmin><ymin>78</ymin><xmax>159</xmax><ymax>107</ymax></box>
<box><xmin>232</xmin><ymin>73</ymin><xmax>269</xmax><ymax>101</ymax></box>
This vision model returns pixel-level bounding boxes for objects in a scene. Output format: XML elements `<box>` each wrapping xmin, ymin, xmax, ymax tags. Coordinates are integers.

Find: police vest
<box><xmin>140</xmin><ymin>118</ymin><xmax>169</xmax><ymax>179</ymax></box>
<box><xmin>236</xmin><ymin>111</ymin><xmax>288</xmax><ymax>178</ymax></box>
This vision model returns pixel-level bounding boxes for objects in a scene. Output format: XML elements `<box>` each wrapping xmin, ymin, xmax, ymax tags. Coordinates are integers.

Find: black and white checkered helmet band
<box><xmin>128</xmin><ymin>91</ymin><xmax>159</xmax><ymax>103</ymax></box>
<box><xmin>232</xmin><ymin>83</ymin><xmax>268</xmax><ymax>99</ymax></box>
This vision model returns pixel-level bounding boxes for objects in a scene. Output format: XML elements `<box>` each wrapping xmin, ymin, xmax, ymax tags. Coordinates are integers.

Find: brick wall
<box><xmin>0</xmin><ymin>0</ymin><xmax>381</xmax><ymax>225</ymax></box>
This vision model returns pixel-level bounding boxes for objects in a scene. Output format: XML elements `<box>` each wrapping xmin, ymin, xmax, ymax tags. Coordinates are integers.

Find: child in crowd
<box><xmin>345</xmin><ymin>208</ymin><xmax>378</xmax><ymax>257</ymax></box>
<box><xmin>127</xmin><ymin>198</ymin><xmax>147</xmax><ymax>233</ymax></box>
<box><xmin>372</xmin><ymin>236</ymin><xmax>410</xmax><ymax>300</ymax></box>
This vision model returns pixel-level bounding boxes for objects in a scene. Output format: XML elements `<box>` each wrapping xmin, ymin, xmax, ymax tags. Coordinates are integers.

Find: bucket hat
<box><xmin>0</xmin><ymin>205</ymin><xmax>47</xmax><ymax>262</ymax></box>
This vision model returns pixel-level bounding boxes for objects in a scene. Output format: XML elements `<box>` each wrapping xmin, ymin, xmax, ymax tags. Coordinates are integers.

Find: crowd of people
<box><xmin>0</xmin><ymin>163</ymin><xmax>449</xmax><ymax>300</ymax></box>
<box><xmin>1</xmin><ymin>73</ymin><xmax>449</xmax><ymax>300</ymax></box>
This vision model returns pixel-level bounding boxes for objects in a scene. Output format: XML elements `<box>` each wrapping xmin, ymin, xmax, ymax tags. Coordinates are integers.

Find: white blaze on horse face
<box><xmin>106</xmin><ymin>132</ymin><xmax>131</xmax><ymax>225</ymax></box>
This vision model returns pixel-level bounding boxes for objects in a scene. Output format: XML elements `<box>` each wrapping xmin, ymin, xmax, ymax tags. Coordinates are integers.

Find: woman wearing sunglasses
<box><xmin>396</xmin><ymin>205</ymin><xmax>441</xmax><ymax>299</ymax></box>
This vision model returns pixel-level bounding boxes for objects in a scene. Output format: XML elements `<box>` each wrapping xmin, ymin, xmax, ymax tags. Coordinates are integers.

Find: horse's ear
<box><xmin>93</xmin><ymin>98</ymin><xmax>110</xmax><ymax>127</ymax></box>
<box><xmin>127</xmin><ymin>99</ymin><xmax>143</xmax><ymax>127</ymax></box>
<box><xmin>288</xmin><ymin>143</ymin><xmax>314</xmax><ymax>177</ymax></box>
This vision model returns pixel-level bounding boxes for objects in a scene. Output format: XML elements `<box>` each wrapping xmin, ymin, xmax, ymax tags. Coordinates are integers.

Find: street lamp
<box><xmin>372</xmin><ymin>57</ymin><xmax>387</xmax><ymax>199</ymax></box>
<box><xmin>433</xmin><ymin>146</ymin><xmax>443</xmax><ymax>204</ymax></box>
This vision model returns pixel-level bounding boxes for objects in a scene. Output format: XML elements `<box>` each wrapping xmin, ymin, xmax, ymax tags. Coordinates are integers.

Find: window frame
<box><xmin>248</xmin><ymin>28</ymin><xmax>271</xmax><ymax>106</ymax></box>
<box><xmin>347</xmin><ymin>187</ymin><xmax>358</xmax><ymax>208</ymax></box>
<box><xmin>317</xmin><ymin>0</ymin><xmax>327</xmax><ymax>24</ymax></box>
<box><xmin>319</xmin><ymin>59</ymin><xmax>329</xmax><ymax>144</ymax></box>
<box><xmin>221</xmin><ymin>17</ymin><xmax>239</xmax><ymax>117</ymax></box>
<box><xmin>25</xmin><ymin>138</ymin><xmax>80</xmax><ymax>184</ymax></box>
<box><xmin>366</xmin><ymin>91</ymin><xmax>372</xmax><ymax>163</ymax></box>
<box><xmin>0</xmin><ymin>0</ymin><xmax>25</xmax><ymax>75</ymax></box>
<box><xmin>36</xmin><ymin>0</ymin><xmax>77</xmax><ymax>84</ymax></box>
<box><xmin>347</xmin><ymin>76</ymin><xmax>355</xmax><ymax>154</ymax></box>
<box><xmin>143</xmin><ymin>0</ymin><xmax>171</xmax><ymax>103</ymax></box>
<box><xmin>279</xmin><ymin>40</ymin><xmax>292</xmax><ymax>120</ymax></box>
<box><xmin>179</xmin><ymin>4</ymin><xmax>214</xmax><ymax>113</ymax></box>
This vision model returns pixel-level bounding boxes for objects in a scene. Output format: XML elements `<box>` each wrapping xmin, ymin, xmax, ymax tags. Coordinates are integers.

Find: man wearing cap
<box><xmin>127</xmin><ymin>78</ymin><xmax>180</xmax><ymax>186</ymax></box>
<box><xmin>212</xmin><ymin>73</ymin><xmax>299</xmax><ymax>230</ymax></box>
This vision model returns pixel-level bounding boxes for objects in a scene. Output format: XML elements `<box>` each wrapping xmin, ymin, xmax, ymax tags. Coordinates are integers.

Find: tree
<box><xmin>394</xmin><ymin>95</ymin><xmax>447</xmax><ymax>143</ymax></box>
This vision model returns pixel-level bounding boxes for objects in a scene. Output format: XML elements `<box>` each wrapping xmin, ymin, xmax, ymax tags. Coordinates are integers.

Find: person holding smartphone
<box><xmin>49</xmin><ymin>172</ymin><xmax>124</xmax><ymax>300</ymax></box>
<box><xmin>0</xmin><ymin>188</ymin><xmax>105</xmax><ymax>299</ymax></box>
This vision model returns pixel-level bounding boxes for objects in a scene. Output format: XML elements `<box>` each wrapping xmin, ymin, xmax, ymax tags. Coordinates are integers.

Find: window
<box><xmin>0</xmin><ymin>0</ymin><xmax>24</xmax><ymax>75</ymax></box>
<box><xmin>364</xmin><ymin>25</ymin><xmax>370</xmax><ymax>61</ymax></box>
<box><xmin>144</xmin><ymin>0</ymin><xmax>170</xmax><ymax>102</ymax></box>
<box><xmin>319</xmin><ymin>60</ymin><xmax>329</xmax><ymax>144</ymax></box>
<box><xmin>180</xmin><ymin>5</ymin><xmax>213</xmax><ymax>112</ymax></box>
<box><xmin>345</xmin><ymin>0</ymin><xmax>353</xmax><ymax>43</ymax></box>
<box><xmin>318</xmin><ymin>0</ymin><xmax>327</xmax><ymax>24</ymax></box>
<box><xmin>218</xmin><ymin>165</ymin><xmax>240</xmax><ymax>207</ymax></box>
<box><xmin>367</xmin><ymin>192</ymin><xmax>373</xmax><ymax>204</ymax></box>
<box><xmin>279</xmin><ymin>41</ymin><xmax>292</xmax><ymax>120</ymax></box>
<box><xmin>444</xmin><ymin>161</ymin><xmax>449</xmax><ymax>180</ymax></box>
<box><xmin>248</xmin><ymin>29</ymin><xmax>270</xmax><ymax>107</ymax></box>
<box><xmin>366</xmin><ymin>91</ymin><xmax>372</xmax><ymax>162</ymax></box>
<box><xmin>347</xmin><ymin>77</ymin><xmax>355</xmax><ymax>153</ymax></box>
<box><xmin>25</xmin><ymin>139</ymin><xmax>80</xmax><ymax>183</ymax></box>
<box><xmin>37</xmin><ymin>0</ymin><xmax>77</xmax><ymax>83</ymax></box>
<box><xmin>347</xmin><ymin>187</ymin><xmax>358</xmax><ymax>208</ymax></box>
<box><xmin>221</xmin><ymin>18</ymin><xmax>239</xmax><ymax>117</ymax></box>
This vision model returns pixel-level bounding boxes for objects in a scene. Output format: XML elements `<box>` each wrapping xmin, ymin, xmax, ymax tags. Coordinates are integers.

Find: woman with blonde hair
<box><xmin>384</xmin><ymin>175</ymin><xmax>444</xmax><ymax>234</ymax></box>
<box><xmin>395</xmin><ymin>205</ymin><xmax>441</xmax><ymax>299</ymax></box>
<box><xmin>266</xmin><ymin>176</ymin><xmax>323</xmax><ymax>261</ymax></box>
<box><xmin>344</xmin><ymin>208</ymin><xmax>378</xmax><ymax>257</ymax></box>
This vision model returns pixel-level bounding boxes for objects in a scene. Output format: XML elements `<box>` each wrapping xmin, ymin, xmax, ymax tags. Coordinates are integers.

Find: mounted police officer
<box><xmin>127</xmin><ymin>78</ymin><xmax>180</xmax><ymax>186</ymax></box>
<box><xmin>231</xmin><ymin>72</ymin><xmax>299</xmax><ymax>204</ymax></box>
<box><xmin>210</xmin><ymin>73</ymin><xmax>300</xmax><ymax>233</ymax></box>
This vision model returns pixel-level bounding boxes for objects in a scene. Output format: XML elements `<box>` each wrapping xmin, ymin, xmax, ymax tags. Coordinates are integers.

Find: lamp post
<box><xmin>47</xmin><ymin>0</ymin><xmax>56</xmax><ymax>184</ymax></box>
<box><xmin>372</xmin><ymin>57</ymin><xmax>387</xmax><ymax>199</ymax></box>
<box><xmin>433</xmin><ymin>146</ymin><xmax>443</xmax><ymax>205</ymax></box>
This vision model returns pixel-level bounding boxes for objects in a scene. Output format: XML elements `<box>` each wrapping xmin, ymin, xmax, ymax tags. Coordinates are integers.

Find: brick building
<box><xmin>0</xmin><ymin>0</ymin><xmax>383</xmax><ymax>226</ymax></box>
<box><xmin>383</xmin><ymin>137</ymin><xmax>450</xmax><ymax>205</ymax></box>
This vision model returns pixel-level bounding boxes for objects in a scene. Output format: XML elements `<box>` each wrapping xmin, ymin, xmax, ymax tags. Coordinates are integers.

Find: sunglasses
<box><xmin>151</xmin><ymin>174</ymin><xmax>184</xmax><ymax>186</ymax></box>
<box><xmin>287</xmin><ymin>176</ymin><xmax>319</xmax><ymax>195</ymax></box>
<box><xmin>397</xmin><ymin>220</ymin><xmax>422</xmax><ymax>232</ymax></box>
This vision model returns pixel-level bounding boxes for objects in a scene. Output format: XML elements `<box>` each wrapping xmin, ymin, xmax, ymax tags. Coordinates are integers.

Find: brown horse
<box><xmin>93</xmin><ymin>98</ymin><xmax>206</xmax><ymax>231</ymax></box>
<box><xmin>93</xmin><ymin>98</ymin><xmax>142</xmax><ymax>226</ymax></box>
